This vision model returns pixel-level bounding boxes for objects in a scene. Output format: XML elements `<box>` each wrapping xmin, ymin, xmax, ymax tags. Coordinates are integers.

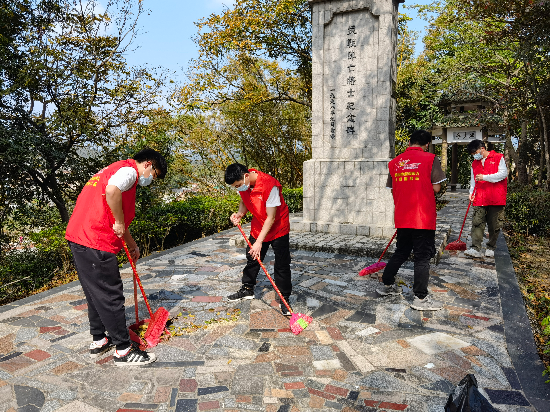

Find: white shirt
<box><xmin>469</xmin><ymin>157</ymin><xmax>508</xmax><ymax>195</ymax></box>
<box><xmin>266</xmin><ymin>187</ymin><xmax>281</xmax><ymax>207</ymax></box>
<box><xmin>108</xmin><ymin>167</ymin><xmax>137</xmax><ymax>192</ymax></box>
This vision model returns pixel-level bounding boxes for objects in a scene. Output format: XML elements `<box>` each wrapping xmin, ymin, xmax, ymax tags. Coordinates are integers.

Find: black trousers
<box><xmin>382</xmin><ymin>228</ymin><xmax>436</xmax><ymax>299</ymax></box>
<box><xmin>242</xmin><ymin>234</ymin><xmax>292</xmax><ymax>297</ymax></box>
<box><xmin>68</xmin><ymin>241</ymin><xmax>130</xmax><ymax>349</ymax></box>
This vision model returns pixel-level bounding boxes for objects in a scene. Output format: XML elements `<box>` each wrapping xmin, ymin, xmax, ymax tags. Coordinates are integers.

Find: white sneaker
<box><xmin>410</xmin><ymin>295</ymin><xmax>443</xmax><ymax>311</ymax></box>
<box><xmin>376</xmin><ymin>284</ymin><xmax>402</xmax><ymax>296</ymax></box>
<box><xmin>485</xmin><ymin>249</ymin><xmax>494</xmax><ymax>258</ymax></box>
<box><xmin>464</xmin><ymin>248</ymin><xmax>482</xmax><ymax>258</ymax></box>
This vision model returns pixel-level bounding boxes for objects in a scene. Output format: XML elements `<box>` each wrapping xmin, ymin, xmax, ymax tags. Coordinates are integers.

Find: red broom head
<box><xmin>289</xmin><ymin>313</ymin><xmax>313</xmax><ymax>335</ymax></box>
<box><xmin>445</xmin><ymin>240</ymin><xmax>467</xmax><ymax>251</ymax></box>
<box><xmin>359</xmin><ymin>262</ymin><xmax>387</xmax><ymax>276</ymax></box>
<box><xmin>144</xmin><ymin>307</ymin><xmax>170</xmax><ymax>348</ymax></box>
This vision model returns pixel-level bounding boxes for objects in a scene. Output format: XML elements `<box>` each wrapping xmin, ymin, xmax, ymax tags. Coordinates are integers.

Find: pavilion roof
<box><xmin>434</xmin><ymin>111</ymin><xmax>506</xmax><ymax>129</ymax></box>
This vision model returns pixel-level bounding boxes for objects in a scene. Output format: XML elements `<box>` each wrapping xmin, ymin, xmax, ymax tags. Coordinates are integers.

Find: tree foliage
<box><xmin>0</xmin><ymin>0</ymin><xmax>163</xmax><ymax>229</ymax></box>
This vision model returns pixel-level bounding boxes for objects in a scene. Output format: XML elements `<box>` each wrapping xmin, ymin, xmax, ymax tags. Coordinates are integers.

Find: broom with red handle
<box><xmin>107</xmin><ymin>203</ymin><xmax>170</xmax><ymax>348</ymax></box>
<box><xmin>445</xmin><ymin>188</ymin><xmax>476</xmax><ymax>251</ymax></box>
<box><xmin>358</xmin><ymin>230</ymin><xmax>397</xmax><ymax>277</ymax></box>
<box><xmin>236</xmin><ymin>224</ymin><xmax>312</xmax><ymax>335</ymax></box>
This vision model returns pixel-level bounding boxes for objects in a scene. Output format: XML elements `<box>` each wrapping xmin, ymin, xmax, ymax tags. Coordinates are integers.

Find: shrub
<box><xmin>131</xmin><ymin>189</ymin><xmax>304</xmax><ymax>256</ymax></box>
<box><xmin>0</xmin><ymin>249</ymin><xmax>64</xmax><ymax>305</ymax></box>
<box><xmin>282</xmin><ymin>187</ymin><xmax>303</xmax><ymax>213</ymax></box>
<box><xmin>506</xmin><ymin>189</ymin><xmax>550</xmax><ymax>236</ymax></box>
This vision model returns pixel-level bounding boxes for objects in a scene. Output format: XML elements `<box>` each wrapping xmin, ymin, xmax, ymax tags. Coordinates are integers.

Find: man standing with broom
<box><xmin>464</xmin><ymin>140</ymin><xmax>508</xmax><ymax>258</ymax></box>
<box><xmin>224</xmin><ymin>163</ymin><xmax>293</xmax><ymax>316</ymax></box>
<box><xmin>376</xmin><ymin>130</ymin><xmax>446</xmax><ymax>311</ymax></box>
<box><xmin>65</xmin><ymin>148</ymin><xmax>167</xmax><ymax>366</ymax></box>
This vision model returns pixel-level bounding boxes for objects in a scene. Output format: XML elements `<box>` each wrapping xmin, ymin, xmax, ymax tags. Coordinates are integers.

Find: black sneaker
<box><xmin>280</xmin><ymin>298</ymin><xmax>292</xmax><ymax>317</ymax></box>
<box><xmin>89</xmin><ymin>336</ymin><xmax>114</xmax><ymax>358</ymax></box>
<box><xmin>113</xmin><ymin>346</ymin><xmax>157</xmax><ymax>367</ymax></box>
<box><xmin>227</xmin><ymin>285</ymin><xmax>254</xmax><ymax>301</ymax></box>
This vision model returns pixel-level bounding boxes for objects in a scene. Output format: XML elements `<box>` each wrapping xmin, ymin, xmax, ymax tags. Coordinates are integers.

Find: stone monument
<box><xmin>297</xmin><ymin>0</ymin><xmax>404</xmax><ymax>238</ymax></box>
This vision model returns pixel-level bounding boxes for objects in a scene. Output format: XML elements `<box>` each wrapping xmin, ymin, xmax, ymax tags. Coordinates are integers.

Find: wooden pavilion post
<box><xmin>450</xmin><ymin>143</ymin><xmax>458</xmax><ymax>191</ymax></box>
<box><xmin>441</xmin><ymin>127</ymin><xmax>448</xmax><ymax>177</ymax></box>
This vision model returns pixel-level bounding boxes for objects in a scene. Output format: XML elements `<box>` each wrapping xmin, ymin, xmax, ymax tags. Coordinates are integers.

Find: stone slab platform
<box><xmin>230</xmin><ymin>214</ymin><xmax>450</xmax><ymax>263</ymax></box>
<box><xmin>0</xmin><ymin>191</ymin><xmax>548</xmax><ymax>412</ymax></box>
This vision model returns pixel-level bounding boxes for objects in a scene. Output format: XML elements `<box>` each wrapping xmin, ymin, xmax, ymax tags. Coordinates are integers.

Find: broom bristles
<box><xmin>445</xmin><ymin>240</ymin><xmax>467</xmax><ymax>251</ymax></box>
<box><xmin>289</xmin><ymin>313</ymin><xmax>313</xmax><ymax>335</ymax></box>
<box><xmin>359</xmin><ymin>262</ymin><xmax>387</xmax><ymax>276</ymax></box>
<box><xmin>144</xmin><ymin>307</ymin><xmax>170</xmax><ymax>347</ymax></box>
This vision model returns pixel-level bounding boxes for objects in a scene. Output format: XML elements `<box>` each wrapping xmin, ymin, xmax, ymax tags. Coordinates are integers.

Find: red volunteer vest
<box><xmin>239</xmin><ymin>169</ymin><xmax>290</xmax><ymax>242</ymax></box>
<box><xmin>472</xmin><ymin>151</ymin><xmax>507</xmax><ymax>206</ymax></box>
<box><xmin>65</xmin><ymin>160</ymin><xmax>138</xmax><ymax>254</ymax></box>
<box><xmin>389</xmin><ymin>147</ymin><xmax>437</xmax><ymax>230</ymax></box>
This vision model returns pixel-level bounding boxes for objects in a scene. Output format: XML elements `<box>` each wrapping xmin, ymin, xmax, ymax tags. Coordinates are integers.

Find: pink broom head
<box><xmin>144</xmin><ymin>307</ymin><xmax>170</xmax><ymax>347</ymax></box>
<box><xmin>359</xmin><ymin>262</ymin><xmax>387</xmax><ymax>276</ymax></box>
<box><xmin>289</xmin><ymin>313</ymin><xmax>313</xmax><ymax>335</ymax></box>
<box><xmin>445</xmin><ymin>240</ymin><xmax>467</xmax><ymax>251</ymax></box>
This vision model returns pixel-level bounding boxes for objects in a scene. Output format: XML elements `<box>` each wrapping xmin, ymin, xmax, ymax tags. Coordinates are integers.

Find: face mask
<box><xmin>473</xmin><ymin>153</ymin><xmax>483</xmax><ymax>161</ymax></box>
<box><xmin>138</xmin><ymin>174</ymin><xmax>153</xmax><ymax>186</ymax></box>
<box><xmin>138</xmin><ymin>166</ymin><xmax>154</xmax><ymax>186</ymax></box>
<box><xmin>236</xmin><ymin>175</ymin><xmax>249</xmax><ymax>192</ymax></box>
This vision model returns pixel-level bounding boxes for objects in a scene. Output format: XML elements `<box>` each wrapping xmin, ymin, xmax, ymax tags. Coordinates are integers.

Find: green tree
<box><xmin>185</xmin><ymin>0</ymin><xmax>311</xmax><ymax>109</ymax></box>
<box><xmin>0</xmin><ymin>0</ymin><xmax>163</xmax><ymax>226</ymax></box>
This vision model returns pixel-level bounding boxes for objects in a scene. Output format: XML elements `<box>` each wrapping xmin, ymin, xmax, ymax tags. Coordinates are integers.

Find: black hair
<box><xmin>466</xmin><ymin>139</ymin><xmax>485</xmax><ymax>154</ymax></box>
<box><xmin>410</xmin><ymin>129</ymin><xmax>432</xmax><ymax>146</ymax></box>
<box><xmin>225</xmin><ymin>163</ymin><xmax>249</xmax><ymax>184</ymax></box>
<box><xmin>133</xmin><ymin>148</ymin><xmax>167</xmax><ymax>179</ymax></box>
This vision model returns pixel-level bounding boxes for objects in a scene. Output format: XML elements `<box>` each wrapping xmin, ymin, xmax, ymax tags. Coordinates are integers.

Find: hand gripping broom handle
<box><xmin>457</xmin><ymin>186</ymin><xmax>477</xmax><ymax>242</ymax></box>
<box><xmin>378</xmin><ymin>231</ymin><xmax>397</xmax><ymax>263</ymax></box>
<box><xmin>236</xmin><ymin>224</ymin><xmax>293</xmax><ymax>314</ymax></box>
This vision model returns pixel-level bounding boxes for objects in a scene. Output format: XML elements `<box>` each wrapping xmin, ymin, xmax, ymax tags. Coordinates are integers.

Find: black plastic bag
<box><xmin>445</xmin><ymin>374</ymin><xmax>498</xmax><ymax>412</ymax></box>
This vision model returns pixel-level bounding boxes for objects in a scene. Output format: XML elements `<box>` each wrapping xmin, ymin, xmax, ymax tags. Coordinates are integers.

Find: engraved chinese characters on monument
<box><xmin>300</xmin><ymin>0</ymin><xmax>404</xmax><ymax>238</ymax></box>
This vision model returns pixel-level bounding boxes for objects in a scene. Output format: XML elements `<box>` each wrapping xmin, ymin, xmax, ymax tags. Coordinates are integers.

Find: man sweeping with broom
<box><xmin>464</xmin><ymin>140</ymin><xmax>508</xmax><ymax>259</ymax></box>
<box><xmin>224</xmin><ymin>163</ymin><xmax>293</xmax><ymax>315</ymax></box>
<box><xmin>66</xmin><ymin>148</ymin><xmax>167</xmax><ymax>366</ymax></box>
<box><xmin>376</xmin><ymin>130</ymin><xmax>446</xmax><ymax>311</ymax></box>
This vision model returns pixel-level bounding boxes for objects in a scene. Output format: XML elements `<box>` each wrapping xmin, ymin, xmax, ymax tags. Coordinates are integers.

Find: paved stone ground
<box><xmin>1</xmin><ymin>191</ymin><xmax>548</xmax><ymax>412</ymax></box>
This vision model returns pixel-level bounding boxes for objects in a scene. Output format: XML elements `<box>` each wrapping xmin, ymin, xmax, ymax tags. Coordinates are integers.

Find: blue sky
<box><xmin>124</xmin><ymin>0</ymin><xmax>434</xmax><ymax>84</ymax></box>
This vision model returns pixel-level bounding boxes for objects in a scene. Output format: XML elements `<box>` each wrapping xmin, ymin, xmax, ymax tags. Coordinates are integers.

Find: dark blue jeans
<box><xmin>382</xmin><ymin>228</ymin><xmax>436</xmax><ymax>299</ymax></box>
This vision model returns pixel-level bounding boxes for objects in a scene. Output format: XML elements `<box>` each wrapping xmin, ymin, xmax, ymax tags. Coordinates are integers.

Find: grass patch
<box><xmin>506</xmin><ymin>231</ymin><xmax>550</xmax><ymax>381</ymax></box>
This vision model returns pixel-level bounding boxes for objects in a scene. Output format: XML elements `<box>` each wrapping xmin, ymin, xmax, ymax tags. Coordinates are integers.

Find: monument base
<box><xmin>301</xmin><ymin>158</ymin><xmax>395</xmax><ymax>238</ymax></box>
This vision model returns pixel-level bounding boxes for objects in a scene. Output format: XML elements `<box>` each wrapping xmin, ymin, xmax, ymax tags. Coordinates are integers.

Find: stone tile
<box><xmin>320</xmin><ymin>310</ymin><xmax>353</xmax><ymax>326</ymax></box>
<box><xmin>197</xmin><ymin>386</ymin><xmax>228</xmax><ymax>396</ymax></box>
<box><xmin>14</xmin><ymin>385</ymin><xmax>45</xmax><ymax>409</ymax></box>
<box><xmin>275</xmin><ymin>346</ymin><xmax>312</xmax><ymax>364</ymax></box>
<box><xmin>23</xmin><ymin>350</ymin><xmax>51</xmax><ymax>362</ymax></box>
<box><xmin>326</xmin><ymin>327</ymin><xmax>344</xmax><ymax>340</ymax></box>
<box><xmin>460</xmin><ymin>345</ymin><xmax>487</xmax><ymax>356</ymax></box>
<box><xmin>310</xmin><ymin>304</ymin><xmax>339</xmax><ymax>318</ymax></box>
<box><xmin>53</xmin><ymin>400</ymin><xmax>103</xmax><ymax>412</ymax></box>
<box><xmin>0</xmin><ymin>355</ymin><xmax>33</xmax><ymax>372</ymax></box>
<box><xmin>249</xmin><ymin>310</ymin><xmax>289</xmax><ymax>330</ymax></box>
<box><xmin>175</xmin><ymin>398</ymin><xmax>198</xmax><ymax>412</ymax></box>
<box><xmin>0</xmin><ymin>334</ymin><xmax>15</xmax><ymax>354</ymax></box>
<box><xmin>484</xmin><ymin>390</ymin><xmax>530</xmax><ymax>406</ymax></box>
<box><xmin>407</xmin><ymin>332</ymin><xmax>469</xmax><ymax>355</ymax></box>
<box><xmin>198</xmin><ymin>400</ymin><xmax>220</xmax><ymax>410</ymax></box>
<box><xmin>310</xmin><ymin>345</ymin><xmax>336</xmax><ymax>361</ymax></box>
<box><xmin>433</xmin><ymin>366</ymin><xmax>467</xmax><ymax>384</ymax></box>
<box><xmin>191</xmin><ymin>296</ymin><xmax>222</xmax><ymax>303</ymax></box>
<box><xmin>51</xmin><ymin>361</ymin><xmax>82</xmax><ymax>375</ymax></box>
<box><xmin>180</xmin><ymin>379</ymin><xmax>198</xmax><ymax>393</ymax></box>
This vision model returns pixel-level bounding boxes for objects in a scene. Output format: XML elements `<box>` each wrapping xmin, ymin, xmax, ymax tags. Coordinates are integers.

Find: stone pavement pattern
<box><xmin>0</xmin><ymin>192</ymin><xmax>542</xmax><ymax>412</ymax></box>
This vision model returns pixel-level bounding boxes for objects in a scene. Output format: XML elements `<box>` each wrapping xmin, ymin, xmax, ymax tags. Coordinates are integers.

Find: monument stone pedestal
<box><xmin>295</xmin><ymin>0</ymin><xmax>404</xmax><ymax>238</ymax></box>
